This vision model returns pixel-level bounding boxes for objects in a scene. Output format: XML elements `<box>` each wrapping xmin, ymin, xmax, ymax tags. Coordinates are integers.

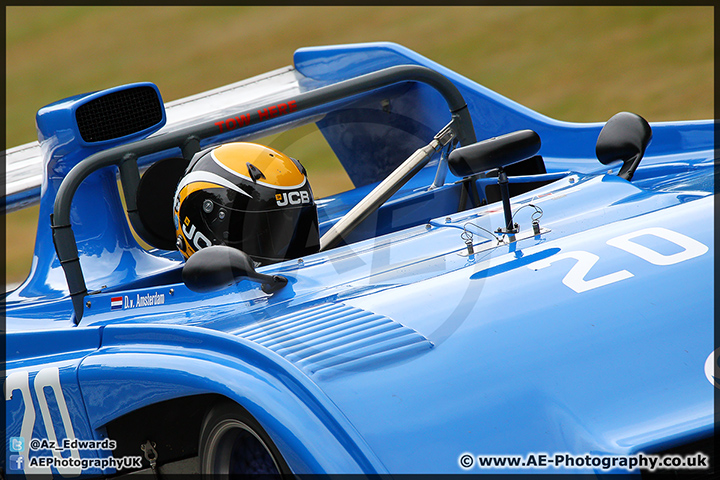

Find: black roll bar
<box><xmin>51</xmin><ymin>64</ymin><xmax>476</xmax><ymax>323</ymax></box>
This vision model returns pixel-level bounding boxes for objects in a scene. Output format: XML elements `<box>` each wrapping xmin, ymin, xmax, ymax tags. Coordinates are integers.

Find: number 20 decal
<box><xmin>528</xmin><ymin>227</ymin><xmax>708</xmax><ymax>293</ymax></box>
<box><xmin>4</xmin><ymin>367</ymin><xmax>82</xmax><ymax>477</ymax></box>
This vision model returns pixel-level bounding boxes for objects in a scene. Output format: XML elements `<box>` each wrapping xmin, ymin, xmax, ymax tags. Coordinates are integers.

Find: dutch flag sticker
<box><xmin>111</xmin><ymin>297</ymin><xmax>123</xmax><ymax>310</ymax></box>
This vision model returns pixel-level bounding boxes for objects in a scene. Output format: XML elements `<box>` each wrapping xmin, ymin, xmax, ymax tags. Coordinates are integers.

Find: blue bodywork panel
<box><xmin>4</xmin><ymin>42</ymin><xmax>715</xmax><ymax>476</ymax></box>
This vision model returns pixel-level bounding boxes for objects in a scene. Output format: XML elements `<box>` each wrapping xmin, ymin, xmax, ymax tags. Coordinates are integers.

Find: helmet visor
<box><xmin>203</xmin><ymin>203</ymin><xmax>319</xmax><ymax>264</ymax></box>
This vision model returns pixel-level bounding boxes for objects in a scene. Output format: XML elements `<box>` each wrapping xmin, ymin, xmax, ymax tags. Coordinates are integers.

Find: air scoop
<box><xmin>30</xmin><ymin>83</ymin><xmax>171</xmax><ymax>323</ymax></box>
<box><xmin>596</xmin><ymin>111</ymin><xmax>652</xmax><ymax>181</ymax></box>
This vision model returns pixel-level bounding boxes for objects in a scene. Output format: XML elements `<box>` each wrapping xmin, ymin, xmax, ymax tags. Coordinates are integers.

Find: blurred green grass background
<box><xmin>5</xmin><ymin>6</ymin><xmax>714</xmax><ymax>285</ymax></box>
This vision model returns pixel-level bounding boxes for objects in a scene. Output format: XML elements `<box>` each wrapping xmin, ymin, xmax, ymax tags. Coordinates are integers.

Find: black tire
<box><xmin>199</xmin><ymin>400</ymin><xmax>292</xmax><ymax>478</ymax></box>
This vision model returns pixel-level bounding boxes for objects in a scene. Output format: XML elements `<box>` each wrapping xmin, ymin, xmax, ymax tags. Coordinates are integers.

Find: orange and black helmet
<box><xmin>173</xmin><ymin>142</ymin><xmax>319</xmax><ymax>264</ymax></box>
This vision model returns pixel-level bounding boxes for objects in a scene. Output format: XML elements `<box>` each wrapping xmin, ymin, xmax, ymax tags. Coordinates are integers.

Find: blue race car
<box><xmin>4</xmin><ymin>42</ymin><xmax>715</xmax><ymax>477</ymax></box>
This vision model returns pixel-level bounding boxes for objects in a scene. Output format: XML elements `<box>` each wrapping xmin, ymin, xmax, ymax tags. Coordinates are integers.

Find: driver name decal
<box><xmin>113</xmin><ymin>292</ymin><xmax>166</xmax><ymax>311</ymax></box>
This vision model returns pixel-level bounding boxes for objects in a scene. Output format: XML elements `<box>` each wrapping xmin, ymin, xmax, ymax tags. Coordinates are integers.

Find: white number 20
<box><xmin>529</xmin><ymin>227</ymin><xmax>708</xmax><ymax>293</ymax></box>
<box><xmin>4</xmin><ymin>367</ymin><xmax>81</xmax><ymax>477</ymax></box>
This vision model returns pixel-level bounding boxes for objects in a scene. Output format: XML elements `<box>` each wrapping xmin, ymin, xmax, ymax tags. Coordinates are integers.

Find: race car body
<box><xmin>4</xmin><ymin>42</ymin><xmax>715</xmax><ymax>477</ymax></box>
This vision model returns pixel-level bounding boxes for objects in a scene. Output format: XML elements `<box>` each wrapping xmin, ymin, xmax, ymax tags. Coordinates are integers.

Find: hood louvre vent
<box><xmin>75</xmin><ymin>86</ymin><xmax>163</xmax><ymax>143</ymax></box>
<box><xmin>234</xmin><ymin>302</ymin><xmax>433</xmax><ymax>379</ymax></box>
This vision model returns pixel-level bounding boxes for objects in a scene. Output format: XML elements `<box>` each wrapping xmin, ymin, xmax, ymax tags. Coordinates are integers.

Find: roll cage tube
<box><xmin>319</xmin><ymin>120</ymin><xmax>456</xmax><ymax>251</ymax></box>
<box><xmin>52</xmin><ymin>64</ymin><xmax>476</xmax><ymax>323</ymax></box>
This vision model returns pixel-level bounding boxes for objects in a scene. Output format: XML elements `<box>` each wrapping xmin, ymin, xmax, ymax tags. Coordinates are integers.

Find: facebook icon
<box><xmin>9</xmin><ymin>455</ymin><xmax>24</xmax><ymax>471</ymax></box>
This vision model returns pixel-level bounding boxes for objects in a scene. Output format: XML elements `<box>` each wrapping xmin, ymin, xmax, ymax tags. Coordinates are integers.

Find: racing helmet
<box><xmin>173</xmin><ymin>142</ymin><xmax>319</xmax><ymax>264</ymax></box>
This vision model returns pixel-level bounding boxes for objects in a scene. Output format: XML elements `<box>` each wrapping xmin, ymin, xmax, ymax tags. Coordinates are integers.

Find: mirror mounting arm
<box><xmin>496</xmin><ymin>168</ymin><xmax>518</xmax><ymax>235</ymax></box>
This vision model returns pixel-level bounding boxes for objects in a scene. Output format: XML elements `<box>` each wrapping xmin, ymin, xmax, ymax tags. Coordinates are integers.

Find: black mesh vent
<box><xmin>75</xmin><ymin>86</ymin><xmax>163</xmax><ymax>143</ymax></box>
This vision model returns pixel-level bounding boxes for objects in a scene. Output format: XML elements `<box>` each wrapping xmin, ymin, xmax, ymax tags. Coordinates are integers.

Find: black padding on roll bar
<box><xmin>136</xmin><ymin>157</ymin><xmax>189</xmax><ymax>250</ymax></box>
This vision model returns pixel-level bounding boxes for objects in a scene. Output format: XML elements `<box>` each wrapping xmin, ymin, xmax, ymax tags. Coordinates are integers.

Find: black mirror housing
<box><xmin>596</xmin><ymin>112</ymin><xmax>652</xmax><ymax>181</ymax></box>
<box><xmin>182</xmin><ymin>245</ymin><xmax>288</xmax><ymax>294</ymax></box>
<box><xmin>448</xmin><ymin>130</ymin><xmax>541</xmax><ymax>178</ymax></box>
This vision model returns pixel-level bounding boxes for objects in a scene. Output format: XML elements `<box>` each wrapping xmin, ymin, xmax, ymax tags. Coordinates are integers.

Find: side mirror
<box><xmin>448</xmin><ymin>129</ymin><xmax>541</xmax><ymax>177</ymax></box>
<box><xmin>448</xmin><ymin>130</ymin><xmax>541</xmax><ymax>235</ymax></box>
<box><xmin>182</xmin><ymin>245</ymin><xmax>288</xmax><ymax>294</ymax></box>
<box><xmin>596</xmin><ymin>112</ymin><xmax>652</xmax><ymax>181</ymax></box>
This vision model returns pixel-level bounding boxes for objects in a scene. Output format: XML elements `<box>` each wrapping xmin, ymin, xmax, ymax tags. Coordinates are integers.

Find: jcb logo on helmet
<box><xmin>183</xmin><ymin>218</ymin><xmax>212</xmax><ymax>251</ymax></box>
<box><xmin>276</xmin><ymin>191</ymin><xmax>310</xmax><ymax>207</ymax></box>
